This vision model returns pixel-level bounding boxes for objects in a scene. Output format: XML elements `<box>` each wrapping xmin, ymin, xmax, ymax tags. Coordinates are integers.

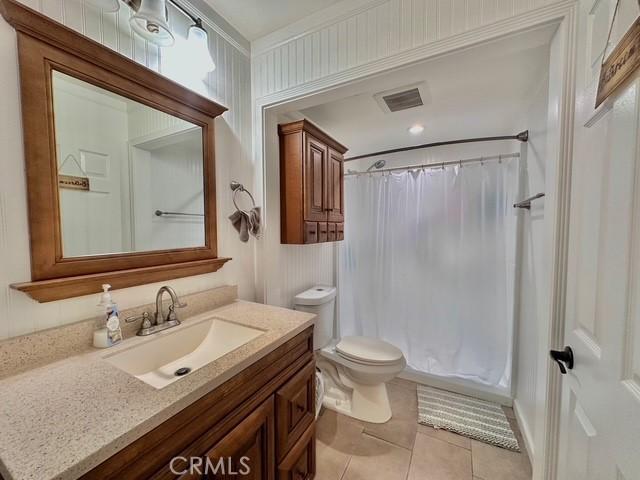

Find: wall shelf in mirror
<box><xmin>0</xmin><ymin>0</ymin><xmax>231</xmax><ymax>302</ymax></box>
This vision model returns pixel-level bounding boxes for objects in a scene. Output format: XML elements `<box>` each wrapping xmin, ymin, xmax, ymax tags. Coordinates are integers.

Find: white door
<box><xmin>557</xmin><ymin>0</ymin><xmax>640</xmax><ymax>479</ymax></box>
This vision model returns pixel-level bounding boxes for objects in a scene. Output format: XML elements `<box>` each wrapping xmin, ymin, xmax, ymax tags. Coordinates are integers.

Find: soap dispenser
<box><xmin>93</xmin><ymin>284</ymin><xmax>123</xmax><ymax>348</ymax></box>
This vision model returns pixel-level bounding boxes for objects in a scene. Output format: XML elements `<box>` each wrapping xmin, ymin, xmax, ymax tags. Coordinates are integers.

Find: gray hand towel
<box><xmin>228</xmin><ymin>210</ymin><xmax>250</xmax><ymax>242</ymax></box>
<box><xmin>229</xmin><ymin>207</ymin><xmax>261</xmax><ymax>242</ymax></box>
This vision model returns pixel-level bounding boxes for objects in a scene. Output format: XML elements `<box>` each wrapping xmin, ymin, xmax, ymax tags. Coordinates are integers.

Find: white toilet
<box><xmin>294</xmin><ymin>285</ymin><xmax>406</xmax><ymax>424</ymax></box>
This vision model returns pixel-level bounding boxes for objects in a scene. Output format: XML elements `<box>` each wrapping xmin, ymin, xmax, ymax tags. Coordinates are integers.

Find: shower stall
<box><xmin>338</xmin><ymin>152</ymin><xmax>521</xmax><ymax>394</ymax></box>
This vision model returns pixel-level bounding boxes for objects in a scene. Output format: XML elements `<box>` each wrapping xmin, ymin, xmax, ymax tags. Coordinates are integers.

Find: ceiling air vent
<box><xmin>382</xmin><ymin>88</ymin><xmax>424</xmax><ymax>112</ymax></box>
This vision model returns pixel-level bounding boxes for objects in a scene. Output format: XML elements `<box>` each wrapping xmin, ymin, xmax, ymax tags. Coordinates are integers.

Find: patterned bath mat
<box><xmin>417</xmin><ymin>385</ymin><xmax>520</xmax><ymax>451</ymax></box>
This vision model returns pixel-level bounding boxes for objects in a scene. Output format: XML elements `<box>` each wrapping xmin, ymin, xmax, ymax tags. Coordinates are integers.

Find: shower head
<box><xmin>366</xmin><ymin>159</ymin><xmax>386</xmax><ymax>172</ymax></box>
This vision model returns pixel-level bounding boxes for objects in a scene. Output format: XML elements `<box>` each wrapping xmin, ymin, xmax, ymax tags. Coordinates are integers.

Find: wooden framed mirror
<box><xmin>0</xmin><ymin>0</ymin><xmax>230</xmax><ymax>302</ymax></box>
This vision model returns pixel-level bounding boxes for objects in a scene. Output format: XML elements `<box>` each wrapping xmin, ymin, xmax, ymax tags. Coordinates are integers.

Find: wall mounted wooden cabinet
<box><xmin>279</xmin><ymin>120</ymin><xmax>348</xmax><ymax>245</ymax></box>
<box><xmin>0</xmin><ymin>0</ymin><xmax>230</xmax><ymax>302</ymax></box>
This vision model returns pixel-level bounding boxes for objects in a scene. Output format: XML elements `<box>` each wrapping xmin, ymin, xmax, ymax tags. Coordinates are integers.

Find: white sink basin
<box><xmin>103</xmin><ymin>317</ymin><xmax>265</xmax><ymax>389</ymax></box>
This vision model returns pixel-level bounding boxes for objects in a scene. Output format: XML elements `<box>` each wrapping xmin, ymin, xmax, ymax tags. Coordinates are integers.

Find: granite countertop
<box><xmin>0</xmin><ymin>301</ymin><xmax>315</xmax><ymax>480</ymax></box>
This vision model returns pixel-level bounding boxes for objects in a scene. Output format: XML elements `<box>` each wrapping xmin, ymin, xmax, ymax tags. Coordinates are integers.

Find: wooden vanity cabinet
<box><xmin>279</xmin><ymin>120</ymin><xmax>348</xmax><ymax>244</ymax></box>
<box><xmin>81</xmin><ymin>328</ymin><xmax>315</xmax><ymax>480</ymax></box>
<box><xmin>201</xmin><ymin>398</ymin><xmax>275</xmax><ymax>480</ymax></box>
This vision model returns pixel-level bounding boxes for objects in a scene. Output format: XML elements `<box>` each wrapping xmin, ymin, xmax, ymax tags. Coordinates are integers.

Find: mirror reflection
<box><xmin>52</xmin><ymin>71</ymin><xmax>206</xmax><ymax>258</ymax></box>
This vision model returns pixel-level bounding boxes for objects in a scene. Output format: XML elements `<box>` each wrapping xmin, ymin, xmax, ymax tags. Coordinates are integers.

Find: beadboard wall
<box><xmin>253</xmin><ymin>0</ymin><xmax>570</xmax><ymax>309</ymax></box>
<box><xmin>0</xmin><ymin>0</ymin><xmax>253</xmax><ymax>339</ymax></box>
<box><xmin>252</xmin><ymin>0</ymin><xmax>566</xmax><ymax>99</ymax></box>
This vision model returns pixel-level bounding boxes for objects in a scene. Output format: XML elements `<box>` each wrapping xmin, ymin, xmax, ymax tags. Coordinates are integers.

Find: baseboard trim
<box><xmin>513</xmin><ymin>398</ymin><xmax>536</xmax><ymax>464</ymax></box>
<box><xmin>398</xmin><ymin>368</ymin><xmax>512</xmax><ymax>406</ymax></box>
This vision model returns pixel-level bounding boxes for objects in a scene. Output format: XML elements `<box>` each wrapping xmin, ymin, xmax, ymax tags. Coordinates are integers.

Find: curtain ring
<box><xmin>498</xmin><ymin>154</ymin><xmax>502</xmax><ymax>164</ymax></box>
<box><xmin>480</xmin><ymin>156</ymin><xmax>484</xmax><ymax>166</ymax></box>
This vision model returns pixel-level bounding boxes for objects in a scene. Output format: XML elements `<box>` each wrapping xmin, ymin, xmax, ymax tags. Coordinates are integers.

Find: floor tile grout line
<box><xmin>338</xmin><ymin>455</ymin><xmax>352</xmax><ymax>480</ymax></box>
<box><xmin>415</xmin><ymin>429</ymin><xmax>471</xmax><ymax>451</ymax></box>
<box><xmin>361</xmin><ymin>430</ymin><xmax>414</xmax><ymax>452</ymax></box>
<box><xmin>405</xmin><ymin>432</ymin><xmax>417</xmax><ymax>480</ymax></box>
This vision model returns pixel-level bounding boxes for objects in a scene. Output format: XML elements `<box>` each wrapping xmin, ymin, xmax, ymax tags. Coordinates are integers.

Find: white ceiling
<box><xmin>296</xmin><ymin>26</ymin><xmax>557</xmax><ymax>159</ymax></box>
<box><xmin>203</xmin><ymin>0</ymin><xmax>344</xmax><ymax>41</ymax></box>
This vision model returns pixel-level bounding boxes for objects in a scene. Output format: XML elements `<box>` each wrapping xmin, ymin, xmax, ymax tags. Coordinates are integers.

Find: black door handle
<box><xmin>550</xmin><ymin>346</ymin><xmax>574</xmax><ymax>374</ymax></box>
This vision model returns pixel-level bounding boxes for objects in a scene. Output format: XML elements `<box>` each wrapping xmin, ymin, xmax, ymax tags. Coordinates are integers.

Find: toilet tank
<box><xmin>293</xmin><ymin>286</ymin><xmax>336</xmax><ymax>350</ymax></box>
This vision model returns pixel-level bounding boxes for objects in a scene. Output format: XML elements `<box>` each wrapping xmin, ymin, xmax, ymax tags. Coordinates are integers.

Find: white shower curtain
<box><xmin>339</xmin><ymin>160</ymin><xmax>518</xmax><ymax>389</ymax></box>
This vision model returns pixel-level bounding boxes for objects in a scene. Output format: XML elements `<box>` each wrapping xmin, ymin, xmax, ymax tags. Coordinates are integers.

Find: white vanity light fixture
<box><xmin>408</xmin><ymin>124</ymin><xmax>425</xmax><ymax>135</ymax></box>
<box><xmin>125</xmin><ymin>0</ymin><xmax>216</xmax><ymax>73</ymax></box>
<box><xmin>188</xmin><ymin>18</ymin><xmax>216</xmax><ymax>73</ymax></box>
<box><xmin>86</xmin><ymin>0</ymin><xmax>121</xmax><ymax>12</ymax></box>
<box><xmin>130</xmin><ymin>0</ymin><xmax>175</xmax><ymax>46</ymax></box>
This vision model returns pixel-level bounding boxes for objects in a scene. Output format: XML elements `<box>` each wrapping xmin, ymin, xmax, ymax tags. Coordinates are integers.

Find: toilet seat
<box><xmin>336</xmin><ymin>336</ymin><xmax>404</xmax><ymax>366</ymax></box>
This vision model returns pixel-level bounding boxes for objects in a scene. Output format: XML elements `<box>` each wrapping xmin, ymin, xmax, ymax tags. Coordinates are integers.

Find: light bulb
<box><xmin>130</xmin><ymin>0</ymin><xmax>175</xmax><ymax>47</ymax></box>
<box><xmin>188</xmin><ymin>21</ymin><xmax>216</xmax><ymax>74</ymax></box>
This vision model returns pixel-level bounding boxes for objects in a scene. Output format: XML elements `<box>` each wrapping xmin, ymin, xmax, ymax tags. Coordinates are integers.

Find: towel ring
<box><xmin>230</xmin><ymin>181</ymin><xmax>256</xmax><ymax>214</ymax></box>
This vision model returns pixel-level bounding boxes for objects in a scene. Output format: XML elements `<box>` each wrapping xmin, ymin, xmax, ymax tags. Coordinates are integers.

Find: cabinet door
<box><xmin>326</xmin><ymin>148</ymin><xmax>344</xmax><ymax>223</ymax></box>
<box><xmin>204</xmin><ymin>397</ymin><xmax>275</xmax><ymax>480</ymax></box>
<box><xmin>277</xmin><ymin>424</ymin><xmax>315</xmax><ymax>480</ymax></box>
<box><xmin>304</xmin><ymin>136</ymin><xmax>328</xmax><ymax>222</ymax></box>
<box><xmin>275</xmin><ymin>362</ymin><xmax>315</xmax><ymax>461</ymax></box>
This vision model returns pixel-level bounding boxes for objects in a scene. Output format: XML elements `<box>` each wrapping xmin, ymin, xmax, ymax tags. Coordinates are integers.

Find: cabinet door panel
<box><xmin>304</xmin><ymin>136</ymin><xmax>327</xmax><ymax>222</ymax></box>
<box><xmin>204</xmin><ymin>397</ymin><xmax>275</xmax><ymax>480</ymax></box>
<box><xmin>327</xmin><ymin>149</ymin><xmax>344</xmax><ymax>223</ymax></box>
<box><xmin>277</xmin><ymin>424</ymin><xmax>315</xmax><ymax>480</ymax></box>
<box><xmin>276</xmin><ymin>362</ymin><xmax>315</xmax><ymax>461</ymax></box>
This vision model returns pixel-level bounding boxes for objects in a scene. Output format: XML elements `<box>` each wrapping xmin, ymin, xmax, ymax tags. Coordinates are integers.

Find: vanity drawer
<box><xmin>277</xmin><ymin>424</ymin><xmax>315</xmax><ymax>480</ymax></box>
<box><xmin>275</xmin><ymin>361</ymin><xmax>316</xmax><ymax>461</ymax></box>
<box><xmin>336</xmin><ymin>223</ymin><xmax>344</xmax><ymax>241</ymax></box>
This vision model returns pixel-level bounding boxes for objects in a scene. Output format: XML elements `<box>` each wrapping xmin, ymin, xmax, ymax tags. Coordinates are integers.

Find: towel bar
<box><xmin>514</xmin><ymin>193</ymin><xmax>545</xmax><ymax>210</ymax></box>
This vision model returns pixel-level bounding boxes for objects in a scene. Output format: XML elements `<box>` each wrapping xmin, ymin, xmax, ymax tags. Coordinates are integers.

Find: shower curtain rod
<box><xmin>344</xmin><ymin>131</ymin><xmax>529</xmax><ymax>162</ymax></box>
<box><xmin>344</xmin><ymin>153</ymin><xmax>519</xmax><ymax>176</ymax></box>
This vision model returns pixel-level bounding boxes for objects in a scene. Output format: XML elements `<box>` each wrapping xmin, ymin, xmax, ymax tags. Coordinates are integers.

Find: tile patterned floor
<box><xmin>316</xmin><ymin>378</ymin><xmax>532</xmax><ymax>480</ymax></box>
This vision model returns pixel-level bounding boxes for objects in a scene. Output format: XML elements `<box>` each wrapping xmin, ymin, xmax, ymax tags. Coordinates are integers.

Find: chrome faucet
<box><xmin>125</xmin><ymin>286</ymin><xmax>187</xmax><ymax>336</ymax></box>
<box><xmin>155</xmin><ymin>286</ymin><xmax>187</xmax><ymax>325</ymax></box>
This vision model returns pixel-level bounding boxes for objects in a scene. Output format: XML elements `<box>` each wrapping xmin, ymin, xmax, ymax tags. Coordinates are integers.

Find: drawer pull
<box><xmin>296</xmin><ymin>403</ymin><xmax>305</xmax><ymax>412</ymax></box>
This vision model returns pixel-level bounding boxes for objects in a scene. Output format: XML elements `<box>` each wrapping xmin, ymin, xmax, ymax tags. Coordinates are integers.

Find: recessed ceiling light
<box><xmin>408</xmin><ymin>124</ymin><xmax>424</xmax><ymax>135</ymax></box>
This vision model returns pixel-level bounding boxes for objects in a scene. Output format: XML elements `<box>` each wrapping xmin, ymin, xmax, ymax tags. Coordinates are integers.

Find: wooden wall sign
<box><xmin>58</xmin><ymin>174</ymin><xmax>90</xmax><ymax>191</ymax></box>
<box><xmin>596</xmin><ymin>16</ymin><xmax>640</xmax><ymax>107</ymax></box>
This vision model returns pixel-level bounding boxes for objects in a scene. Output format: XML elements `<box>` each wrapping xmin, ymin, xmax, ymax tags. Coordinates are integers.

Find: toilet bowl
<box><xmin>293</xmin><ymin>286</ymin><xmax>406</xmax><ymax>424</ymax></box>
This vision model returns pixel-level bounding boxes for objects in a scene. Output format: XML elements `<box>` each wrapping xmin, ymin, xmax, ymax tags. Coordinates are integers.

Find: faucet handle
<box><xmin>175</xmin><ymin>301</ymin><xmax>188</xmax><ymax>309</ymax></box>
<box><xmin>125</xmin><ymin>311</ymin><xmax>153</xmax><ymax>329</ymax></box>
<box><xmin>167</xmin><ymin>304</ymin><xmax>184</xmax><ymax>323</ymax></box>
